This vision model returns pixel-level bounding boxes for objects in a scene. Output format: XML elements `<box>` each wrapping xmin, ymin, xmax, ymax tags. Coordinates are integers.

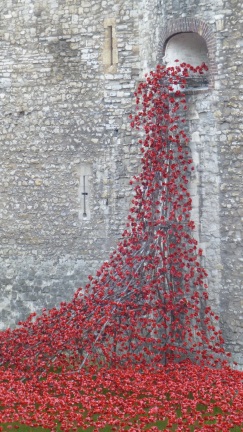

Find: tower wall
<box><xmin>0</xmin><ymin>0</ymin><xmax>242</xmax><ymax>366</ymax></box>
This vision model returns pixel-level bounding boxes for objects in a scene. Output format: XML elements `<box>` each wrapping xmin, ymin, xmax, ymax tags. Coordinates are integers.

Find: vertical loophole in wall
<box><xmin>103</xmin><ymin>18</ymin><xmax>118</xmax><ymax>73</ymax></box>
<box><xmin>108</xmin><ymin>26</ymin><xmax>113</xmax><ymax>66</ymax></box>
<box><xmin>78</xmin><ymin>164</ymin><xmax>92</xmax><ymax>221</ymax></box>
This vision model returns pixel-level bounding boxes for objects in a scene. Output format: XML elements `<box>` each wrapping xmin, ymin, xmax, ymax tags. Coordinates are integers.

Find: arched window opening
<box><xmin>164</xmin><ymin>33</ymin><xmax>209</xmax><ymax>90</ymax></box>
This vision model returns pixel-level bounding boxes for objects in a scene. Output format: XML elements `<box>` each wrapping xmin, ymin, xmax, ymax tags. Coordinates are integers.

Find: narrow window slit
<box><xmin>108</xmin><ymin>25</ymin><xmax>113</xmax><ymax>65</ymax></box>
<box><xmin>82</xmin><ymin>175</ymin><xmax>88</xmax><ymax>217</ymax></box>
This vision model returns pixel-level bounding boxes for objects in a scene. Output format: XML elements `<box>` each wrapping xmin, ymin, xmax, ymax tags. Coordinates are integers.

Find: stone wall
<box><xmin>217</xmin><ymin>0</ymin><xmax>243</xmax><ymax>365</ymax></box>
<box><xmin>0</xmin><ymin>0</ymin><xmax>141</xmax><ymax>327</ymax></box>
<box><xmin>0</xmin><ymin>0</ymin><xmax>242</xmax><ymax>366</ymax></box>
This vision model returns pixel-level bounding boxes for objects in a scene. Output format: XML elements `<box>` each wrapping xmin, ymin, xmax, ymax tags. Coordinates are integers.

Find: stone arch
<box><xmin>158</xmin><ymin>18</ymin><xmax>217</xmax><ymax>87</ymax></box>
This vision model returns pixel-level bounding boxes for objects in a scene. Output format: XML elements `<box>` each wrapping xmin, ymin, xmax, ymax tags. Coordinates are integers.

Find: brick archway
<box><xmin>158</xmin><ymin>18</ymin><xmax>217</xmax><ymax>87</ymax></box>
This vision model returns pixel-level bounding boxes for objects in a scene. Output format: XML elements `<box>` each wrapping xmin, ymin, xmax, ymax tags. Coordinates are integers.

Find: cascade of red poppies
<box><xmin>0</xmin><ymin>63</ymin><xmax>228</xmax><ymax>378</ymax></box>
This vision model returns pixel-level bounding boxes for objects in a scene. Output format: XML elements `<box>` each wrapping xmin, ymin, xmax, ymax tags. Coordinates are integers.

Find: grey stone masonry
<box><xmin>0</xmin><ymin>0</ymin><xmax>242</xmax><ymax>367</ymax></box>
